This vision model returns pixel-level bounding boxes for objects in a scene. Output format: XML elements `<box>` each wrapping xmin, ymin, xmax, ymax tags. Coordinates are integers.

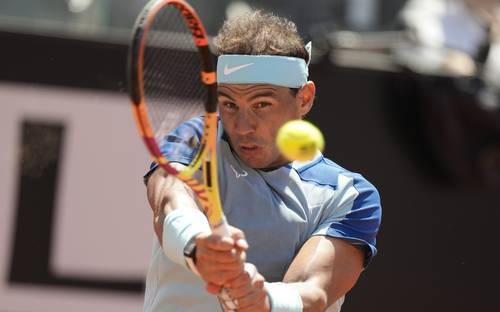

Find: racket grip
<box><xmin>219</xmin><ymin>288</ymin><xmax>236</xmax><ymax>310</ymax></box>
<box><xmin>211</xmin><ymin>219</ymin><xmax>230</xmax><ymax>237</ymax></box>
<box><xmin>212</xmin><ymin>220</ymin><xmax>236</xmax><ymax>309</ymax></box>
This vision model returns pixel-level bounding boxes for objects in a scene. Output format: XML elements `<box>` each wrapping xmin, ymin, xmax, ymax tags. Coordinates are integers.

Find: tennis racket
<box><xmin>128</xmin><ymin>0</ymin><xmax>229</xmax><ymax>238</ymax></box>
<box><xmin>128</xmin><ymin>2</ymin><xmax>237</xmax><ymax>308</ymax></box>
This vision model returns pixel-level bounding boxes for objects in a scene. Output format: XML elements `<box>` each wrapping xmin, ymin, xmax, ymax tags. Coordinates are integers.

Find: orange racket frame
<box><xmin>128</xmin><ymin>0</ymin><xmax>226</xmax><ymax>233</ymax></box>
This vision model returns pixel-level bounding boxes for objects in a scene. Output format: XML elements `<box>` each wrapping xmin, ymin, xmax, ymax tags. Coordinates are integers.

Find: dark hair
<box><xmin>213</xmin><ymin>10</ymin><xmax>309</xmax><ymax>64</ymax></box>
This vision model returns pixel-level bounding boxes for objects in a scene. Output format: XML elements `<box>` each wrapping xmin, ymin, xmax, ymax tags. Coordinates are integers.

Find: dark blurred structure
<box><xmin>392</xmin><ymin>0</ymin><xmax>500</xmax><ymax>187</ymax></box>
<box><xmin>1</xmin><ymin>1</ymin><xmax>499</xmax><ymax>311</ymax></box>
<box><xmin>315</xmin><ymin>0</ymin><xmax>500</xmax><ymax>190</ymax></box>
<box><xmin>0</xmin><ymin>0</ymin><xmax>407</xmax><ymax>38</ymax></box>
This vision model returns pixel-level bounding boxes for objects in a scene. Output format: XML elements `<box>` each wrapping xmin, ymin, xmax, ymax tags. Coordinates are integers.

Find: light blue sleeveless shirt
<box><xmin>143</xmin><ymin>117</ymin><xmax>381</xmax><ymax>312</ymax></box>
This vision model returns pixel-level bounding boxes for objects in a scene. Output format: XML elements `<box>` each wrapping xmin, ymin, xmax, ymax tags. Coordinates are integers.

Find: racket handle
<box><xmin>211</xmin><ymin>219</ymin><xmax>230</xmax><ymax>237</ymax></box>
<box><xmin>211</xmin><ymin>219</ymin><xmax>236</xmax><ymax>309</ymax></box>
<box><xmin>219</xmin><ymin>288</ymin><xmax>236</xmax><ymax>310</ymax></box>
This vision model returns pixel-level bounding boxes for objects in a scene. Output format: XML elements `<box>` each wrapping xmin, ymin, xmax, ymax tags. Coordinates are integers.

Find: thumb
<box><xmin>206</xmin><ymin>282</ymin><xmax>223</xmax><ymax>295</ymax></box>
<box><xmin>228</xmin><ymin>225</ymin><xmax>249</xmax><ymax>250</ymax></box>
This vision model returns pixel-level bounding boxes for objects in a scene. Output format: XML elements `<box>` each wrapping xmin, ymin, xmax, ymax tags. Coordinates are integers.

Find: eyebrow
<box><xmin>217</xmin><ymin>89</ymin><xmax>278</xmax><ymax>102</ymax></box>
<box><xmin>217</xmin><ymin>90</ymin><xmax>236</xmax><ymax>101</ymax></box>
<box><xmin>248</xmin><ymin>91</ymin><xmax>277</xmax><ymax>101</ymax></box>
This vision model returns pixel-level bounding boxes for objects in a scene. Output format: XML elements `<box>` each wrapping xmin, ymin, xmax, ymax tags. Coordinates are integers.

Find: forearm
<box><xmin>146</xmin><ymin>166</ymin><xmax>216</xmax><ymax>272</ymax></box>
<box><xmin>146</xmin><ymin>166</ymin><xmax>249</xmax><ymax>288</ymax></box>
<box><xmin>286</xmin><ymin>264</ymin><xmax>362</xmax><ymax>311</ymax></box>
<box><xmin>280</xmin><ymin>278</ymin><xmax>358</xmax><ymax>312</ymax></box>
<box><xmin>289</xmin><ymin>281</ymin><xmax>328</xmax><ymax>312</ymax></box>
<box><xmin>146</xmin><ymin>165</ymin><xmax>200</xmax><ymax>243</ymax></box>
<box><xmin>279</xmin><ymin>236</ymin><xmax>364</xmax><ymax>312</ymax></box>
<box><xmin>264</xmin><ymin>280</ymin><xmax>327</xmax><ymax>312</ymax></box>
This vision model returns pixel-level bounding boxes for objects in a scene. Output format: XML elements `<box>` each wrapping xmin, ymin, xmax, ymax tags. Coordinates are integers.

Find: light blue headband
<box><xmin>216</xmin><ymin>43</ymin><xmax>311</xmax><ymax>88</ymax></box>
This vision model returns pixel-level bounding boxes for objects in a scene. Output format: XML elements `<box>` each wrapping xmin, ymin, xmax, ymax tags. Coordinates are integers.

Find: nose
<box><xmin>235</xmin><ymin>110</ymin><xmax>256</xmax><ymax>136</ymax></box>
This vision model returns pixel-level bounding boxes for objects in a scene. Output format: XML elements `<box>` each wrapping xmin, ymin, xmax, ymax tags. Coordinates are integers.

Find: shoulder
<box><xmin>156</xmin><ymin>116</ymin><xmax>205</xmax><ymax>165</ymax></box>
<box><xmin>159</xmin><ymin>116</ymin><xmax>205</xmax><ymax>150</ymax></box>
<box><xmin>168</xmin><ymin>116</ymin><xmax>204</xmax><ymax>139</ymax></box>
<box><xmin>293</xmin><ymin>155</ymin><xmax>382</xmax><ymax>233</ymax></box>
<box><xmin>292</xmin><ymin>155</ymin><xmax>378</xmax><ymax>195</ymax></box>
<box><xmin>296</xmin><ymin>156</ymin><xmax>382</xmax><ymax>266</ymax></box>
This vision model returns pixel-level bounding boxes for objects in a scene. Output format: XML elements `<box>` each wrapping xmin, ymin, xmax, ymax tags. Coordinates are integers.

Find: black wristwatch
<box><xmin>183</xmin><ymin>236</ymin><xmax>198</xmax><ymax>264</ymax></box>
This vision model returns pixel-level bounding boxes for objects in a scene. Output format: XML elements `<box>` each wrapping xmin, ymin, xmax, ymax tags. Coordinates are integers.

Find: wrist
<box><xmin>264</xmin><ymin>282</ymin><xmax>303</xmax><ymax>312</ymax></box>
<box><xmin>183</xmin><ymin>235</ymin><xmax>200</xmax><ymax>276</ymax></box>
<box><xmin>162</xmin><ymin>208</ymin><xmax>210</xmax><ymax>270</ymax></box>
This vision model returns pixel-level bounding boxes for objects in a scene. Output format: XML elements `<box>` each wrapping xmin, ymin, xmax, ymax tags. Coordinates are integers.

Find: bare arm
<box><xmin>222</xmin><ymin>235</ymin><xmax>365</xmax><ymax>312</ymax></box>
<box><xmin>145</xmin><ymin>164</ymin><xmax>199</xmax><ymax>245</ymax></box>
<box><xmin>283</xmin><ymin>236</ymin><xmax>365</xmax><ymax>312</ymax></box>
<box><xmin>145</xmin><ymin>165</ymin><xmax>247</xmax><ymax>288</ymax></box>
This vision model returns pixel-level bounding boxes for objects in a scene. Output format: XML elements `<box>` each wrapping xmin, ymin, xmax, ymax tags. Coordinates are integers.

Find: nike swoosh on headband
<box><xmin>223</xmin><ymin>63</ymin><xmax>254</xmax><ymax>75</ymax></box>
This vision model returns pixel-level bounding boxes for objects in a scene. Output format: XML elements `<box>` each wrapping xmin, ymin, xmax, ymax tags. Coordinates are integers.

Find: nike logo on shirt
<box><xmin>230</xmin><ymin>164</ymin><xmax>248</xmax><ymax>178</ymax></box>
<box><xmin>223</xmin><ymin>63</ymin><xmax>254</xmax><ymax>75</ymax></box>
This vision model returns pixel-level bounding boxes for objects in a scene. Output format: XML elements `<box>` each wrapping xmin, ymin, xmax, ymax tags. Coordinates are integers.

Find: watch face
<box><xmin>183</xmin><ymin>239</ymin><xmax>197</xmax><ymax>259</ymax></box>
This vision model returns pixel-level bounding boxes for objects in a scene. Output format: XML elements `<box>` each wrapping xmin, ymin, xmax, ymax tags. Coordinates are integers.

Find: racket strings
<box><xmin>143</xmin><ymin>5</ymin><xmax>207</xmax><ymax>145</ymax></box>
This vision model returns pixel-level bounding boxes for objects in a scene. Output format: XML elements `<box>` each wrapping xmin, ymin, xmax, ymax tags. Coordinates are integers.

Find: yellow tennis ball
<box><xmin>276</xmin><ymin>120</ymin><xmax>325</xmax><ymax>161</ymax></box>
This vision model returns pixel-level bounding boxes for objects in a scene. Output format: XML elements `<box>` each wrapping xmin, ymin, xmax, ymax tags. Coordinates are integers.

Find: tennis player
<box><xmin>143</xmin><ymin>10</ymin><xmax>382</xmax><ymax>312</ymax></box>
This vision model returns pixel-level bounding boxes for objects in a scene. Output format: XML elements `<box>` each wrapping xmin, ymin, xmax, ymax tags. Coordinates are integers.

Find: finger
<box><xmin>220</xmin><ymin>297</ymin><xmax>238</xmax><ymax>312</ymax></box>
<box><xmin>226</xmin><ymin>282</ymin><xmax>253</xmax><ymax>300</ymax></box>
<box><xmin>228</xmin><ymin>272</ymin><xmax>264</xmax><ymax>300</ymax></box>
<box><xmin>199</xmin><ymin>268</ymin><xmax>244</xmax><ymax>286</ymax></box>
<box><xmin>205</xmin><ymin>282</ymin><xmax>222</xmax><ymax>295</ymax></box>
<box><xmin>228</xmin><ymin>226</ymin><xmax>249</xmax><ymax>250</ymax></box>
<box><xmin>225</xmin><ymin>263</ymin><xmax>257</xmax><ymax>289</ymax></box>
<box><xmin>196</xmin><ymin>254</ymin><xmax>246</xmax><ymax>285</ymax></box>
<box><xmin>197</xmin><ymin>247</ymin><xmax>246</xmax><ymax>265</ymax></box>
<box><xmin>196</xmin><ymin>233</ymin><xmax>235</xmax><ymax>251</ymax></box>
<box><xmin>197</xmin><ymin>260</ymin><xmax>243</xmax><ymax>274</ymax></box>
<box><xmin>235</xmin><ymin>238</ymin><xmax>249</xmax><ymax>250</ymax></box>
<box><xmin>225</xmin><ymin>271</ymin><xmax>252</xmax><ymax>290</ymax></box>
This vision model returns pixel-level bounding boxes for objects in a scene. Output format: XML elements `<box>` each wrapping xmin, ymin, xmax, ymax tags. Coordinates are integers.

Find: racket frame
<box><xmin>128</xmin><ymin>0</ymin><xmax>226</xmax><ymax>232</ymax></box>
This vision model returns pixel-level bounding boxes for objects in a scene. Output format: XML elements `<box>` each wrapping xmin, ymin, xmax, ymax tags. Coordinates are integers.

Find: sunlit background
<box><xmin>1</xmin><ymin>0</ymin><xmax>499</xmax><ymax>311</ymax></box>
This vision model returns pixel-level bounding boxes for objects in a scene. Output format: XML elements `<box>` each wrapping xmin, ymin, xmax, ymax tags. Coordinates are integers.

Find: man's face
<box><xmin>218</xmin><ymin>83</ymin><xmax>314</xmax><ymax>169</ymax></box>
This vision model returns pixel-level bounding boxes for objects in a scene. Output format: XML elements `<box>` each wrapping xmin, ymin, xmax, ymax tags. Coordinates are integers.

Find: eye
<box><xmin>255</xmin><ymin>101</ymin><xmax>272</xmax><ymax>109</ymax></box>
<box><xmin>221</xmin><ymin>101</ymin><xmax>238</xmax><ymax>111</ymax></box>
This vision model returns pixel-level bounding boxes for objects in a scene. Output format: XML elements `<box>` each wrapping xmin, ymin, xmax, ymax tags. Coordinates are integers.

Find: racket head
<box><xmin>128</xmin><ymin>0</ymin><xmax>220</xmax><ymax>217</ymax></box>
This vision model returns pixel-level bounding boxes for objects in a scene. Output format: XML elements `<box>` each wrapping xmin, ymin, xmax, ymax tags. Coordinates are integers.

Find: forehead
<box><xmin>217</xmin><ymin>84</ymin><xmax>288</xmax><ymax>97</ymax></box>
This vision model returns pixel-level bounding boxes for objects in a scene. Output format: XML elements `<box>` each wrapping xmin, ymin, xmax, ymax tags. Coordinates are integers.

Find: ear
<box><xmin>297</xmin><ymin>81</ymin><xmax>316</xmax><ymax>117</ymax></box>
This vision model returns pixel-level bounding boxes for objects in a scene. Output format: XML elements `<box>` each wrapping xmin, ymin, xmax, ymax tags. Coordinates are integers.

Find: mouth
<box><xmin>237</xmin><ymin>143</ymin><xmax>260</xmax><ymax>155</ymax></box>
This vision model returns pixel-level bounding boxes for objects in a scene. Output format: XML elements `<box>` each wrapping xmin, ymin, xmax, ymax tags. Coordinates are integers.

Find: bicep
<box><xmin>283</xmin><ymin>236</ymin><xmax>364</xmax><ymax>309</ymax></box>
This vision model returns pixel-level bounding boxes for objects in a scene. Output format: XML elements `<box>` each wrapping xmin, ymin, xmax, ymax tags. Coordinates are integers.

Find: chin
<box><xmin>240</xmin><ymin>155</ymin><xmax>286</xmax><ymax>170</ymax></box>
<box><xmin>241</xmin><ymin>158</ymin><xmax>268</xmax><ymax>169</ymax></box>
